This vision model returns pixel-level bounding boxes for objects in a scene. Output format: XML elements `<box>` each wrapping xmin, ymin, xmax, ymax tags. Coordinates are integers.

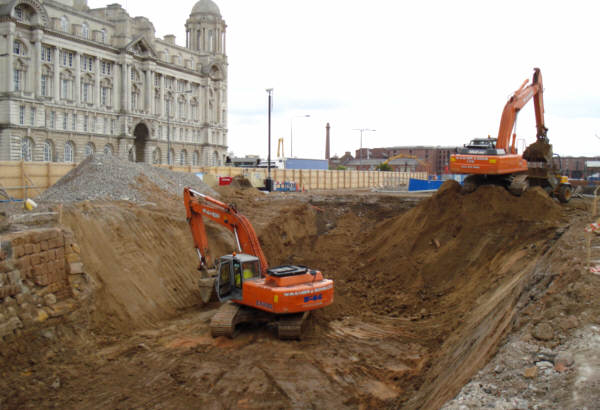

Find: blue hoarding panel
<box><xmin>408</xmin><ymin>179</ymin><xmax>444</xmax><ymax>191</ymax></box>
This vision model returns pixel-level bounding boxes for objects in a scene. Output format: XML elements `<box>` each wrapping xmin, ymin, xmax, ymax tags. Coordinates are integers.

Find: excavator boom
<box><xmin>183</xmin><ymin>187</ymin><xmax>268</xmax><ymax>274</ymax></box>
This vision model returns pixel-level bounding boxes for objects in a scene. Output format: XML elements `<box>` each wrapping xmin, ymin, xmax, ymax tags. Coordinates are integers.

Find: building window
<box><xmin>92</xmin><ymin>117</ymin><xmax>96</xmax><ymax>133</ymax></box>
<box><xmin>209</xmin><ymin>30</ymin><xmax>214</xmax><ymax>53</ymax></box>
<box><xmin>100</xmin><ymin>29</ymin><xmax>106</xmax><ymax>44</ymax></box>
<box><xmin>41</xmin><ymin>46</ymin><xmax>52</xmax><ymax>62</ymax></box>
<box><xmin>82</xmin><ymin>23</ymin><xmax>89</xmax><ymax>39</ymax></box>
<box><xmin>60</xmin><ymin>51</ymin><xmax>74</xmax><ymax>67</ymax></box>
<box><xmin>101</xmin><ymin>61</ymin><xmax>112</xmax><ymax>75</ymax></box>
<box><xmin>13</xmin><ymin>41</ymin><xmax>26</xmax><ymax>56</ymax></box>
<box><xmin>103</xmin><ymin>118</ymin><xmax>108</xmax><ymax>134</ymax></box>
<box><xmin>131</xmin><ymin>91</ymin><xmax>138</xmax><ymax>111</ymax></box>
<box><xmin>83</xmin><ymin>115</ymin><xmax>88</xmax><ymax>132</ymax></box>
<box><xmin>180</xmin><ymin>150</ymin><xmax>187</xmax><ymax>166</ymax></box>
<box><xmin>43</xmin><ymin>140</ymin><xmax>53</xmax><ymax>162</ymax></box>
<box><xmin>152</xmin><ymin>148</ymin><xmax>161</xmax><ymax>165</ymax></box>
<box><xmin>61</xmin><ymin>16</ymin><xmax>68</xmax><ymax>32</ymax></box>
<box><xmin>63</xmin><ymin>112</ymin><xmax>68</xmax><ymax>130</ymax></box>
<box><xmin>158</xmin><ymin>126</ymin><xmax>162</xmax><ymax>138</ymax></box>
<box><xmin>21</xmin><ymin>137</ymin><xmax>33</xmax><ymax>161</ymax></box>
<box><xmin>103</xmin><ymin>144</ymin><xmax>113</xmax><ymax>156</ymax></box>
<box><xmin>64</xmin><ymin>141</ymin><xmax>74</xmax><ymax>163</ymax></box>
<box><xmin>84</xmin><ymin>142</ymin><xmax>95</xmax><ymax>157</ymax></box>
<box><xmin>81</xmin><ymin>81</ymin><xmax>93</xmax><ymax>104</ymax></box>
<box><xmin>50</xmin><ymin>111</ymin><xmax>56</xmax><ymax>129</ymax></box>
<box><xmin>193</xmin><ymin>151</ymin><xmax>199</xmax><ymax>166</ymax></box>
<box><xmin>72</xmin><ymin>113</ymin><xmax>77</xmax><ymax>131</ymax></box>
<box><xmin>15</xmin><ymin>6</ymin><xmax>23</xmax><ymax>20</ymax></box>
<box><xmin>100</xmin><ymin>83</ymin><xmax>112</xmax><ymax>107</ymax></box>
<box><xmin>14</xmin><ymin>68</ymin><xmax>24</xmax><ymax>91</ymax></box>
<box><xmin>111</xmin><ymin>119</ymin><xmax>116</xmax><ymax>135</ymax></box>
<box><xmin>81</xmin><ymin>55</ymin><xmax>94</xmax><ymax>72</ymax></box>
<box><xmin>41</xmin><ymin>74</ymin><xmax>52</xmax><ymax>97</ymax></box>
<box><xmin>30</xmin><ymin>107</ymin><xmax>36</xmax><ymax>126</ymax></box>
<box><xmin>154</xmin><ymin>74</ymin><xmax>161</xmax><ymax>87</ymax></box>
<box><xmin>60</xmin><ymin>77</ymin><xmax>73</xmax><ymax>100</ymax></box>
<box><xmin>19</xmin><ymin>106</ymin><xmax>25</xmax><ymax>125</ymax></box>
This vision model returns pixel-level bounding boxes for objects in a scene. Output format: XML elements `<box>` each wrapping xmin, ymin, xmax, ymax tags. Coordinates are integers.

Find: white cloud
<box><xmin>88</xmin><ymin>0</ymin><xmax>600</xmax><ymax>158</ymax></box>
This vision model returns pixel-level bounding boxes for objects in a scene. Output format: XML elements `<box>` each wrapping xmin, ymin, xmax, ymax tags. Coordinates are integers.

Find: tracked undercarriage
<box><xmin>210</xmin><ymin>301</ymin><xmax>310</xmax><ymax>340</ymax></box>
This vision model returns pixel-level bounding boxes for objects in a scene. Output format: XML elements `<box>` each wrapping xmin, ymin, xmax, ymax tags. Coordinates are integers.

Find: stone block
<box><xmin>46</xmin><ymin>299</ymin><xmax>76</xmax><ymax>318</ymax></box>
<box><xmin>7</xmin><ymin>271</ymin><xmax>21</xmax><ymax>286</ymax></box>
<box><xmin>13</xmin><ymin>245</ymin><xmax>24</xmax><ymax>258</ymax></box>
<box><xmin>68</xmin><ymin>262</ymin><xmax>84</xmax><ymax>275</ymax></box>
<box><xmin>43</xmin><ymin>293</ymin><xmax>57</xmax><ymax>306</ymax></box>
<box><xmin>24</xmin><ymin>244</ymin><xmax>33</xmax><ymax>255</ymax></box>
<box><xmin>21</xmin><ymin>267</ymin><xmax>31</xmax><ymax>280</ymax></box>
<box><xmin>71</xmin><ymin>243</ymin><xmax>81</xmax><ymax>255</ymax></box>
<box><xmin>34</xmin><ymin>309</ymin><xmax>49</xmax><ymax>323</ymax></box>
<box><xmin>40</xmin><ymin>241</ymin><xmax>48</xmax><ymax>251</ymax></box>
<box><xmin>32</xmin><ymin>243</ymin><xmax>40</xmax><ymax>254</ymax></box>
<box><xmin>17</xmin><ymin>256</ymin><xmax>31</xmax><ymax>270</ymax></box>
<box><xmin>56</xmin><ymin>247</ymin><xmax>65</xmax><ymax>260</ymax></box>
<box><xmin>58</xmin><ymin>235</ymin><xmax>65</xmax><ymax>247</ymax></box>
<box><xmin>57</xmin><ymin>258</ymin><xmax>65</xmax><ymax>271</ymax></box>
<box><xmin>0</xmin><ymin>261</ymin><xmax>12</xmax><ymax>274</ymax></box>
<box><xmin>31</xmin><ymin>253</ymin><xmax>40</xmax><ymax>265</ymax></box>
<box><xmin>48</xmin><ymin>239</ymin><xmax>58</xmax><ymax>249</ymax></box>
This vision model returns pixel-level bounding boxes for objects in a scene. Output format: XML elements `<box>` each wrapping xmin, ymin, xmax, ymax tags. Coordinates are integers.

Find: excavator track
<box><xmin>277</xmin><ymin>312</ymin><xmax>310</xmax><ymax>340</ymax></box>
<box><xmin>210</xmin><ymin>302</ymin><xmax>255</xmax><ymax>338</ymax></box>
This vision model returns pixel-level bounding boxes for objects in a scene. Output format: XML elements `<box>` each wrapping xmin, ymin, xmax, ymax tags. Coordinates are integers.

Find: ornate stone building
<box><xmin>0</xmin><ymin>0</ymin><xmax>228</xmax><ymax>165</ymax></box>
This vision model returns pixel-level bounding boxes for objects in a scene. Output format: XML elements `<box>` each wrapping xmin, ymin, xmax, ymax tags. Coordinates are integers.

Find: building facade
<box><xmin>354</xmin><ymin>146</ymin><xmax>459</xmax><ymax>174</ymax></box>
<box><xmin>0</xmin><ymin>0</ymin><xmax>228</xmax><ymax>165</ymax></box>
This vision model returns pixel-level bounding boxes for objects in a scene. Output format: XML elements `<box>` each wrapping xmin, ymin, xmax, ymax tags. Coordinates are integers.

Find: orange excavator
<box><xmin>183</xmin><ymin>187</ymin><xmax>334</xmax><ymax>339</ymax></box>
<box><xmin>450</xmin><ymin>68</ymin><xmax>572</xmax><ymax>202</ymax></box>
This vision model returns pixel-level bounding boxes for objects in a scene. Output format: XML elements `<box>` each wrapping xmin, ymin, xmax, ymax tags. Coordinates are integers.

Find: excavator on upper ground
<box><xmin>183</xmin><ymin>187</ymin><xmax>334</xmax><ymax>339</ymax></box>
<box><xmin>449</xmin><ymin>68</ymin><xmax>572</xmax><ymax>202</ymax></box>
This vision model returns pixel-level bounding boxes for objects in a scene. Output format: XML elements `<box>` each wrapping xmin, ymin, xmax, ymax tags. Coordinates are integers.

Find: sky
<box><xmin>88</xmin><ymin>0</ymin><xmax>600</xmax><ymax>159</ymax></box>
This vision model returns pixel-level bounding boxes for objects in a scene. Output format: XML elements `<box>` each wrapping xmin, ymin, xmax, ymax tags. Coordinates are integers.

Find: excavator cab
<box><xmin>215</xmin><ymin>253</ymin><xmax>261</xmax><ymax>302</ymax></box>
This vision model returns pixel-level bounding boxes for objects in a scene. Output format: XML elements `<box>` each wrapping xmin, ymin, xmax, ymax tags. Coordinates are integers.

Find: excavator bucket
<box><xmin>523</xmin><ymin>140</ymin><xmax>553</xmax><ymax>164</ymax></box>
<box><xmin>198</xmin><ymin>277</ymin><xmax>216</xmax><ymax>304</ymax></box>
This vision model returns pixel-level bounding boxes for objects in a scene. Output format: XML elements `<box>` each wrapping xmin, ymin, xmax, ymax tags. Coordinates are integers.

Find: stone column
<box><xmin>120</xmin><ymin>63</ymin><xmax>127</xmax><ymax>111</ymax></box>
<box><xmin>159</xmin><ymin>74</ymin><xmax>165</xmax><ymax>118</ymax></box>
<box><xmin>203</xmin><ymin>84</ymin><xmax>209</xmax><ymax>124</ymax></box>
<box><xmin>144</xmin><ymin>70</ymin><xmax>151</xmax><ymax>113</ymax></box>
<box><xmin>149</xmin><ymin>71</ymin><xmax>155</xmax><ymax>114</ymax></box>
<box><xmin>95</xmin><ymin>58</ymin><xmax>100</xmax><ymax>107</ymax></box>
<box><xmin>74</xmin><ymin>51</ymin><xmax>80</xmax><ymax>104</ymax></box>
<box><xmin>53</xmin><ymin>47</ymin><xmax>60</xmax><ymax>102</ymax></box>
<box><xmin>33</xmin><ymin>29</ymin><xmax>43</xmax><ymax>96</ymax></box>
<box><xmin>6</xmin><ymin>30</ymin><xmax>14</xmax><ymax>92</ymax></box>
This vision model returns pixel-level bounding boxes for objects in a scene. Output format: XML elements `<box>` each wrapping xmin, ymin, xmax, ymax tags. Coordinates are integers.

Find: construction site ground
<box><xmin>0</xmin><ymin>159</ymin><xmax>599</xmax><ymax>409</ymax></box>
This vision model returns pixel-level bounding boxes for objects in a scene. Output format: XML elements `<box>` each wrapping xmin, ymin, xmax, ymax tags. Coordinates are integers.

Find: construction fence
<box><xmin>0</xmin><ymin>161</ymin><xmax>427</xmax><ymax>200</ymax></box>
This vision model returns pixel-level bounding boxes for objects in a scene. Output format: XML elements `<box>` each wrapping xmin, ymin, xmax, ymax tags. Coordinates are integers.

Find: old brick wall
<box><xmin>0</xmin><ymin>227</ymin><xmax>91</xmax><ymax>340</ymax></box>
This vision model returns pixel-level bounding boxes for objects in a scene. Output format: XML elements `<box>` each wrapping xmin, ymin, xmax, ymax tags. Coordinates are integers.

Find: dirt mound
<box><xmin>38</xmin><ymin>154</ymin><xmax>216</xmax><ymax>203</ymax></box>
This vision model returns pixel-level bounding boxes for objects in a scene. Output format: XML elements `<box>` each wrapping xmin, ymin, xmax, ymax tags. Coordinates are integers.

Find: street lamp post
<box><xmin>290</xmin><ymin>114</ymin><xmax>310</xmax><ymax>158</ymax></box>
<box><xmin>166</xmin><ymin>89</ymin><xmax>193</xmax><ymax>166</ymax></box>
<box><xmin>353</xmin><ymin>128</ymin><xmax>376</xmax><ymax>169</ymax></box>
<box><xmin>266</xmin><ymin>88</ymin><xmax>273</xmax><ymax>191</ymax></box>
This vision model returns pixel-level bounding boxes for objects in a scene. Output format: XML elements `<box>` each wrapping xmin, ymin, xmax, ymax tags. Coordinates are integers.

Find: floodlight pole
<box><xmin>353</xmin><ymin>128</ymin><xmax>376</xmax><ymax>168</ymax></box>
<box><xmin>266</xmin><ymin>88</ymin><xmax>273</xmax><ymax>191</ymax></box>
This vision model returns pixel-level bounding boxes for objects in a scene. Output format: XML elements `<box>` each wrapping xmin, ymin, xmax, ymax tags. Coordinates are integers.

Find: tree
<box><xmin>376</xmin><ymin>162</ymin><xmax>392</xmax><ymax>171</ymax></box>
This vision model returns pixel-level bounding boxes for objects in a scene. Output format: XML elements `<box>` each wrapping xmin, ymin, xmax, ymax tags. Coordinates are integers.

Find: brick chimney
<box><xmin>325</xmin><ymin>123</ymin><xmax>331</xmax><ymax>160</ymax></box>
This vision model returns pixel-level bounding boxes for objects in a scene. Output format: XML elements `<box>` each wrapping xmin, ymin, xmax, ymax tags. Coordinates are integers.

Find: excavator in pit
<box><xmin>450</xmin><ymin>68</ymin><xmax>572</xmax><ymax>202</ymax></box>
<box><xmin>183</xmin><ymin>187</ymin><xmax>334</xmax><ymax>339</ymax></box>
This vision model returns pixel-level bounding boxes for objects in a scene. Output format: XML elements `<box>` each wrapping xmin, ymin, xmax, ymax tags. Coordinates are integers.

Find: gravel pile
<box><xmin>38</xmin><ymin>154</ymin><xmax>216</xmax><ymax>203</ymax></box>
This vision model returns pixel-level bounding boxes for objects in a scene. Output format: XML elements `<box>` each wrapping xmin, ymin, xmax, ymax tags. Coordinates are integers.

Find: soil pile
<box><xmin>38</xmin><ymin>154</ymin><xmax>215</xmax><ymax>203</ymax></box>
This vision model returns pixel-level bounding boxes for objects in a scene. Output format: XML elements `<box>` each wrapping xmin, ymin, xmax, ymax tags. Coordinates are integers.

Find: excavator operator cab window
<box><xmin>233</xmin><ymin>260</ymin><xmax>242</xmax><ymax>289</ymax></box>
<box><xmin>241</xmin><ymin>261</ymin><xmax>260</xmax><ymax>280</ymax></box>
<box><xmin>217</xmin><ymin>260</ymin><xmax>232</xmax><ymax>298</ymax></box>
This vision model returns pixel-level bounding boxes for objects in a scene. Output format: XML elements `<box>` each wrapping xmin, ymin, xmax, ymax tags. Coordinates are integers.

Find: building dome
<box><xmin>191</xmin><ymin>0</ymin><xmax>221</xmax><ymax>17</ymax></box>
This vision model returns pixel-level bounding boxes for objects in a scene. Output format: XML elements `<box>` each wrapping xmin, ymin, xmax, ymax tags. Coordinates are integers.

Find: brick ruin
<box><xmin>0</xmin><ymin>227</ymin><xmax>93</xmax><ymax>340</ymax></box>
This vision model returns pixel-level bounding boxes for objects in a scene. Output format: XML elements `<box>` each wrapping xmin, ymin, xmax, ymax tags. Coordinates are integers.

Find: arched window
<box><xmin>103</xmin><ymin>144</ymin><xmax>113</xmax><ymax>156</ymax></box>
<box><xmin>81</xmin><ymin>74</ymin><xmax>94</xmax><ymax>104</ymax></box>
<box><xmin>84</xmin><ymin>142</ymin><xmax>95</xmax><ymax>157</ymax></box>
<box><xmin>13</xmin><ymin>60</ymin><xmax>27</xmax><ymax>91</ymax></box>
<box><xmin>82</xmin><ymin>23</ymin><xmax>89</xmax><ymax>39</ymax></box>
<box><xmin>60</xmin><ymin>70</ymin><xmax>74</xmax><ymax>100</ymax></box>
<box><xmin>168</xmin><ymin>148</ymin><xmax>175</xmax><ymax>165</ymax></box>
<box><xmin>192</xmin><ymin>151</ymin><xmax>199</xmax><ymax>166</ymax></box>
<box><xmin>43</xmin><ymin>140</ymin><xmax>54</xmax><ymax>162</ymax></box>
<box><xmin>180</xmin><ymin>149</ymin><xmax>187</xmax><ymax>166</ymax></box>
<box><xmin>21</xmin><ymin>137</ymin><xmax>34</xmax><ymax>161</ymax></box>
<box><xmin>152</xmin><ymin>147</ymin><xmax>162</xmax><ymax>164</ymax></box>
<box><xmin>100</xmin><ymin>78</ymin><xmax>112</xmax><ymax>107</ymax></box>
<box><xmin>60</xmin><ymin>16</ymin><xmax>68</xmax><ymax>32</ymax></box>
<box><xmin>64</xmin><ymin>141</ymin><xmax>75</xmax><ymax>163</ymax></box>
<box><xmin>212</xmin><ymin>151</ymin><xmax>219</xmax><ymax>166</ymax></box>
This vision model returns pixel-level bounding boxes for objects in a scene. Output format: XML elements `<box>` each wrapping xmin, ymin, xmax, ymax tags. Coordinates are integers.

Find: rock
<box><xmin>535</xmin><ymin>361</ymin><xmax>554</xmax><ymax>370</ymax></box>
<box><xmin>41</xmin><ymin>329</ymin><xmax>55</xmax><ymax>340</ymax></box>
<box><xmin>51</xmin><ymin>377</ymin><xmax>61</xmax><ymax>389</ymax></box>
<box><xmin>494</xmin><ymin>364</ymin><xmax>505</xmax><ymax>374</ymax></box>
<box><xmin>532</xmin><ymin>322</ymin><xmax>554</xmax><ymax>341</ymax></box>
<box><xmin>523</xmin><ymin>366</ymin><xmax>538</xmax><ymax>379</ymax></box>
<box><xmin>558</xmin><ymin>315</ymin><xmax>579</xmax><ymax>331</ymax></box>
<box><xmin>555</xmin><ymin>351</ymin><xmax>574</xmax><ymax>368</ymax></box>
<box><xmin>43</xmin><ymin>294</ymin><xmax>57</xmax><ymax>306</ymax></box>
<box><xmin>34</xmin><ymin>309</ymin><xmax>49</xmax><ymax>323</ymax></box>
<box><xmin>3</xmin><ymin>296</ymin><xmax>16</xmax><ymax>306</ymax></box>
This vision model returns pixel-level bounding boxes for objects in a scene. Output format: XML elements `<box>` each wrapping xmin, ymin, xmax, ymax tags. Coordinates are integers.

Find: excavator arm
<box><xmin>496</xmin><ymin>67</ymin><xmax>547</xmax><ymax>153</ymax></box>
<box><xmin>183</xmin><ymin>187</ymin><xmax>269</xmax><ymax>275</ymax></box>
